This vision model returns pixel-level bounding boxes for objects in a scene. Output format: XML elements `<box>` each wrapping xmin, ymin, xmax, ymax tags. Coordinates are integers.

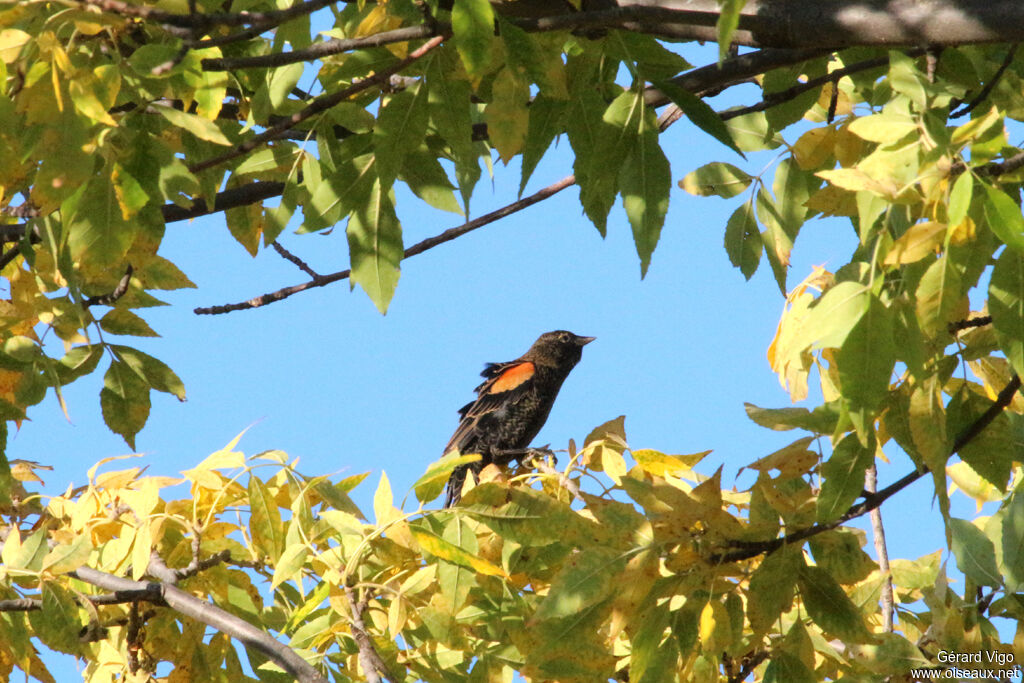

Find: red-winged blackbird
<box><xmin>443</xmin><ymin>330</ymin><xmax>594</xmax><ymax>507</ymax></box>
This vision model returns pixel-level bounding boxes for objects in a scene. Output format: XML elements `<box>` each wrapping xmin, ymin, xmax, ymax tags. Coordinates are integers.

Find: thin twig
<box><xmin>714</xmin><ymin>374</ymin><xmax>1023</xmax><ymax>563</ymax></box>
<box><xmin>193</xmin><ymin>174</ymin><xmax>575</xmax><ymax>315</ymax></box>
<box><xmin>272</xmin><ymin>242</ymin><xmax>321</xmax><ymax>279</ymax></box>
<box><xmin>950</xmin><ymin>45</ymin><xmax>1018</xmax><ymax>118</ymax></box>
<box><xmin>83</xmin><ymin>265</ymin><xmax>134</xmax><ymax>308</ymax></box>
<box><xmin>865</xmin><ymin>464</ymin><xmax>894</xmax><ymax>632</ymax></box>
<box><xmin>189</xmin><ymin>34</ymin><xmax>448</xmax><ymax>174</ymax></box>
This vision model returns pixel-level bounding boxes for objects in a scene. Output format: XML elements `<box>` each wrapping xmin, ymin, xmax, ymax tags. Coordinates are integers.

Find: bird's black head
<box><xmin>526</xmin><ymin>330</ymin><xmax>595</xmax><ymax>368</ymax></box>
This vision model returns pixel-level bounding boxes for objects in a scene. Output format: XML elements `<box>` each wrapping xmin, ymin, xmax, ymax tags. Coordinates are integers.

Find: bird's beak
<box><xmin>576</xmin><ymin>336</ymin><xmax>596</xmax><ymax>346</ymax></box>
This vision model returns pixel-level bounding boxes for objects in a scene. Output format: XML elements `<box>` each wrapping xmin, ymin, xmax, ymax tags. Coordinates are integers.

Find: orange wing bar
<box><xmin>489</xmin><ymin>362</ymin><xmax>535</xmax><ymax>393</ymax></box>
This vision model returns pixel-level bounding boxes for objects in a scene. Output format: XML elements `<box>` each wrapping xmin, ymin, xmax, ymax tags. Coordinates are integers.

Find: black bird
<box><xmin>443</xmin><ymin>330</ymin><xmax>594</xmax><ymax>507</ymax></box>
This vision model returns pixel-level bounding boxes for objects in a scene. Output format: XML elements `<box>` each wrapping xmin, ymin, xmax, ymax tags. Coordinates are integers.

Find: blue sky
<box><xmin>15</xmin><ymin>42</ymin><xmax>999</xmax><ymax>679</ymax></box>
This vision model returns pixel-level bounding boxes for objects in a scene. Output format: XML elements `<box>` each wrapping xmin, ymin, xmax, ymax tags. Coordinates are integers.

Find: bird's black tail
<box><xmin>443</xmin><ymin>465</ymin><xmax>469</xmax><ymax>508</ymax></box>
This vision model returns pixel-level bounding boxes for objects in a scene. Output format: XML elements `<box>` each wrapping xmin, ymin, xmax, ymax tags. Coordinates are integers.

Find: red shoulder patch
<box><xmin>488</xmin><ymin>361</ymin><xmax>535</xmax><ymax>393</ymax></box>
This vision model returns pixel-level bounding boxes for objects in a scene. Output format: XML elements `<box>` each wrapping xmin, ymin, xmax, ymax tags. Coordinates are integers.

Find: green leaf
<box><xmin>436</xmin><ymin>518</ymin><xmax>479</xmax><ymax>615</ymax></box>
<box><xmin>808</xmin><ymin>531</ymin><xmax>875</xmax><ymax>585</ymax></box>
<box><xmin>984</xmin><ymin>184</ymin><xmax>1024</xmax><ymax>253</ymax></box>
<box><xmin>27</xmin><ymin>584</ymin><xmax>82</xmax><ymax>656</ymax></box>
<box><xmin>99</xmin><ymin>309</ymin><xmax>159</xmax><ymax>337</ymax></box>
<box><xmin>817</xmin><ymin>433</ymin><xmax>874</xmax><ymax>524</ymax></box>
<box><xmin>607</xmin><ymin>31</ymin><xmax>692</xmax><ymax>82</ymax></box>
<box><xmin>992</xmin><ymin>489</ymin><xmax>1024</xmax><ymax>591</ymax></box>
<box><xmin>55</xmin><ymin>345</ymin><xmax>104</xmax><ymax>385</ymax></box>
<box><xmin>619</xmin><ymin>98</ymin><xmax>670</xmax><ymax>277</ymax></box>
<box><xmin>413</xmin><ymin>452</ymin><xmax>481</xmax><ymax>504</ymax></box>
<box><xmin>235</xmin><ymin>144</ymin><xmax>301</xmax><ymax>177</ymax></box>
<box><xmin>679</xmin><ymin>162</ymin><xmax>751</xmax><ymax>198</ymax></box>
<box><xmin>949</xmin><ymin>517</ymin><xmax>1001</xmax><ymax>586</ymax></box>
<box><xmin>1</xmin><ymin>527</ymin><xmax>47</xmax><ymax>571</ymax></box>
<box><xmin>836</xmin><ymin>295</ymin><xmax>895</xmax><ymax>438</ymax></box>
<box><xmin>65</xmin><ymin>177</ymin><xmax>138</xmax><ymax>270</ymax></box>
<box><xmin>796</xmin><ymin>564</ymin><xmax>870</xmax><ymax>642</ymax></box>
<box><xmin>486</xmin><ymin>67</ymin><xmax>530</xmax><ymax>163</ymax></box>
<box><xmin>948</xmin><ymin>172</ymin><xmax>973</xmax><ymax>227</ymax></box>
<box><xmin>746</xmin><ymin>546</ymin><xmax>800</xmax><ymax>635</ymax></box>
<box><xmin>724</xmin><ymin>199</ymin><xmax>762</xmax><ymax>279</ymax></box>
<box><xmin>532</xmin><ymin>548</ymin><xmax>625</xmax><ymax>622</ymax></box>
<box><xmin>111</xmin><ymin>345</ymin><xmax>186</xmax><ymax>400</ymax></box>
<box><xmin>374</xmin><ymin>82</ymin><xmax>429</xmax><ymax>188</ymax></box>
<box><xmin>249</xmin><ymin>476</ymin><xmax>284</xmax><ymax>561</ymax></box>
<box><xmin>42</xmin><ymin>534</ymin><xmax>92</xmax><ymax>574</ymax></box>
<box><xmin>572</xmin><ymin>90</ymin><xmax>639</xmax><ymax>235</ymax></box>
<box><xmin>744</xmin><ymin>402</ymin><xmax>839</xmax><ymax>434</ymax></box>
<box><xmin>764</xmin><ymin>651</ymin><xmax>815</xmax><ymax>683</ymax></box>
<box><xmin>715</xmin><ymin>0</ymin><xmax>747</xmax><ymax>63</ymax></box>
<box><xmin>400</xmin><ymin>150</ymin><xmax>462</xmax><ymax>215</ymax></box>
<box><xmin>451</xmin><ymin>0</ymin><xmax>495</xmax><ymax>76</ymax></box>
<box><xmin>152</xmin><ymin>103</ymin><xmax>231</xmax><ymax>145</ymax></box>
<box><xmin>100</xmin><ymin>359</ymin><xmax>151</xmax><ymax>449</ymax></box>
<box><xmin>347</xmin><ymin>179</ymin><xmax>403</xmax><ymax>314</ymax></box>
<box><xmin>803</xmin><ymin>281</ymin><xmax>870</xmax><ymax>349</ymax></box>
<box><xmin>916</xmin><ymin>254</ymin><xmax>965</xmax><ymax>337</ymax></box>
<box><xmin>947</xmin><ymin>389</ymin><xmax>1014</xmax><ymax>492</ymax></box>
<box><xmin>990</xmin><ymin>247</ymin><xmax>1024</xmax><ymax>378</ymax></box>
<box><xmin>271</xmin><ymin>544</ymin><xmax>308</xmax><ymax>590</ymax></box>
<box><xmin>519</xmin><ymin>95</ymin><xmax>565</xmax><ymax>196</ymax></box>
<box><xmin>426</xmin><ymin>51</ymin><xmax>477</xmax><ymax>211</ymax></box>
<box><xmin>654</xmin><ymin>79</ymin><xmax>744</xmax><ymax>157</ymax></box>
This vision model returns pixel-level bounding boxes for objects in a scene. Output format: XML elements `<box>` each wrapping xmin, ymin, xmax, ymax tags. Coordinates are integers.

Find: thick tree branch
<box><xmin>161</xmin><ymin>181</ymin><xmax>286</xmax><ymax>223</ymax></box>
<box><xmin>193</xmin><ymin>174</ymin><xmax>575</xmax><ymax>315</ymax></box>
<box><xmin>202</xmin><ymin>25</ymin><xmax>441</xmax><ymax>71</ymax></box>
<box><xmin>75</xmin><ymin>0</ymin><xmax>340</xmax><ymax>30</ymax></box>
<box><xmin>70</xmin><ymin>566</ymin><xmax>327</xmax><ymax>683</ymax></box>
<box><xmin>715</xmin><ymin>374</ymin><xmax>1023</xmax><ymax>564</ymax></box>
<box><xmin>189</xmin><ymin>34</ymin><xmax>448</xmax><ymax>174</ymax></box>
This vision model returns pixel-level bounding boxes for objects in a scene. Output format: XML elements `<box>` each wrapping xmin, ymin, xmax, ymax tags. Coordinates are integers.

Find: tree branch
<box><xmin>189</xmin><ymin>34</ymin><xmax>448</xmax><ymax>174</ymax></box>
<box><xmin>74</xmin><ymin>0</ymin><xmax>340</xmax><ymax>30</ymax></box>
<box><xmin>202</xmin><ymin>25</ymin><xmax>441</xmax><ymax>71</ymax></box>
<box><xmin>344</xmin><ymin>585</ymin><xmax>393</xmax><ymax>683</ymax></box>
<box><xmin>83</xmin><ymin>265</ymin><xmax>134</xmax><ymax>308</ymax></box>
<box><xmin>193</xmin><ymin>174</ymin><xmax>576</xmax><ymax>315</ymax></box>
<box><xmin>70</xmin><ymin>566</ymin><xmax>327</xmax><ymax>683</ymax></box>
<box><xmin>950</xmin><ymin>45</ymin><xmax>1018</xmax><ymax>119</ymax></box>
<box><xmin>865</xmin><ymin>464</ymin><xmax>894</xmax><ymax>632</ymax></box>
<box><xmin>715</xmin><ymin>374</ymin><xmax>1023</xmax><ymax>563</ymax></box>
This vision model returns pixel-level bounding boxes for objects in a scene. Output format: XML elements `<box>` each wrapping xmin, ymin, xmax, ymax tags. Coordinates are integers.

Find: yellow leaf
<box><xmin>816</xmin><ymin>168</ymin><xmax>890</xmax><ymax>196</ymax></box>
<box><xmin>804</xmin><ymin>184</ymin><xmax>857</xmax><ymax>217</ymax></box>
<box><xmin>847</xmin><ymin>114</ymin><xmax>917</xmax><ymax>143</ymax></box>
<box><xmin>131</xmin><ymin>521</ymin><xmax>151</xmax><ymax>581</ymax></box>
<box><xmin>9</xmin><ymin>459</ymin><xmax>52</xmax><ymax>484</ymax></box>
<box><xmin>600</xmin><ymin>448</ymin><xmax>628</xmax><ymax>485</ymax></box>
<box><xmin>833</xmin><ymin>123</ymin><xmax>864</xmax><ymax>167</ymax></box>
<box><xmin>632</xmin><ymin>449</ymin><xmax>710</xmax><ymax>477</ymax></box>
<box><xmin>792</xmin><ymin>127</ymin><xmax>834</xmax><ymax>170</ymax></box>
<box><xmin>410</xmin><ymin>528</ymin><xmax>508</xmax><ymax>578</ymax></box>
<box><xmin>373</xmin><ymin>471</ymin><xmax>393</xmax><ymax>526</ymax></box>
<box><xmin>883</xmin><ymin>221</ymin><xmax>946</xmax><ymax>265</ymax></box>
<box><xmin>698</xmin><ymin>600</ymin><xmax>730</xmax><ymax>652</ymax></box>
<box><xmin>951</xmin><ymin>106</ymin><xmax>1001</xmax><ymax>145</ymax></box>
<box><xmin>949</xmin><ymin>216</ymin><xmax>976</xmax><ymax>246</ymax></box>
<box><xmin>0</xmin><ymin>29</ymin><xmax>30</xmax><ymax>64</ymax></box>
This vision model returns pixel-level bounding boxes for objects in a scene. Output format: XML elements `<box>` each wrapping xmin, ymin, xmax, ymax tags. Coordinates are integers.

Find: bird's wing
<box><xmin>443</xmin><ymin>360</ymin><xmax>536</xmax><ymax>454</ymax></box>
